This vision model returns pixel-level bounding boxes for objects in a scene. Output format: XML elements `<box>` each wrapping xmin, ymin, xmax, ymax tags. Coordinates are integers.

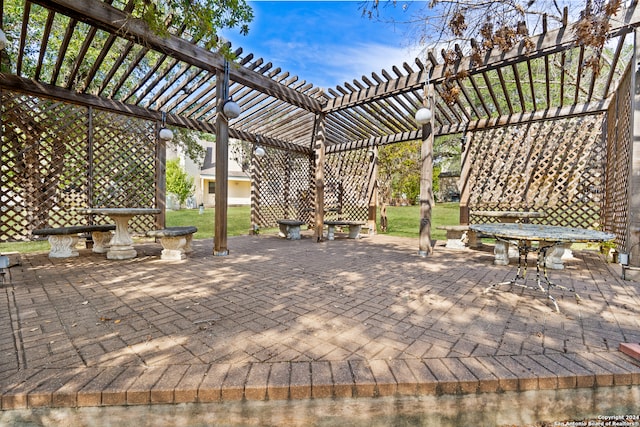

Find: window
<box><xmin>208</xmin><ymin>181</ymin><xmax>216</xmax><ymax>194</ymax></box>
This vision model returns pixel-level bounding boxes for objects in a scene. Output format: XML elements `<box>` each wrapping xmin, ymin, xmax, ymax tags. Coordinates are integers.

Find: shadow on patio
<box><xmin>1</xmin><ymin>233</ymin><xmax>640</xmax><ymax>426</ymax></box>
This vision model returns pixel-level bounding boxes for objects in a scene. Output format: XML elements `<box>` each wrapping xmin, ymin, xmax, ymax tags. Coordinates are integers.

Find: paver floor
<box><xmin>1</xmin><ymin>232</ymin><xmax>640</xmax><ymax>416</ymax></box>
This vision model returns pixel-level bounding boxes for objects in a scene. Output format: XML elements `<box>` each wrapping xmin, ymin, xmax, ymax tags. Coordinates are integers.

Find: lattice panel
<box><xmin>0</xmin><ymin>91</ymin><xmax>158</xmax><ymax>241</ymax></box>
<box><xmin>466</xmin><ymin>115</ymin><xmax>606</xmax><ymax>229</ymax></box>
<box><xmin>1</xmin><ymin>93</ymin><xmax>91</xmax><ymax>240</ymax></box>
<box><xmin>91</xmin><ymin>110</ymin><xmax>157</xmax><ymax>232</ymax></box>
<box><xmin>602</xmin><ymin>64</ymin><xmax>632</xmax><ymax>251</ymax></box>
<box><xmin>324</xmin><ymin>149</ymin><xmax>370</xmax><ymax>222</ymax></box>
<box><xmin>252</xmin><ymin>148</ymin><xmax>313</xmax><ymax>228</ymax></box>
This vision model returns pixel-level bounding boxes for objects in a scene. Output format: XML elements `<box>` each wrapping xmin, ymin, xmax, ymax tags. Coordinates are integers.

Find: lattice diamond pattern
<box><xmin>603</xmin><ymin>68</ymin><xmax>632</xmax><ymax>251</ymax></box>
<box><xmin>92</xmin><ymin>110</ymin><xmax>157</xmax><ymax>232</ymax></box>
<box><xmin>324</xmin><ymin>149</ymin><xmax>369</xmax><ymax>222</ymax></box>
<box><xmin>466</xmin><ymin>116</ymin><xmax>606</xmax><ymax>229</ymax></box>
<box><xmin>1</xmin><ymin>92</ymin><xmax>158</xmax><ymax>241</ymax></box>
<box><xmin>253</xmin><ymin>148</ymin><xmax>313</xmax><ymax>228</ymax></box>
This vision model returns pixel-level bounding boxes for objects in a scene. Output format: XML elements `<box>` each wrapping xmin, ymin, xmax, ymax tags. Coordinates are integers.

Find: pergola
<box><xmin>1</xmin><ymin>0</ymin><xmax>639</xmax><ymax>271</ymax></box>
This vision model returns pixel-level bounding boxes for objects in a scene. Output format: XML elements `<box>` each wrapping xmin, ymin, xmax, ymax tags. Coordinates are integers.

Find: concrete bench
<box><xmin>276</xmin><ymin>219</ymin><xmax>305</xmax><ymax>240</ymax></box>
<box><xmin>146</xmin><ymin>226</ymin><xmax>197</xmax><ymax>260</ymax></box>
<box><xmin>33</xmin><ymin>224</ymin><xmax>116</xmax><ymax>258</ymax></box>
<box><xmin>436</xmin><ymin>225</ymin><xmax>481</xmax><ymax>249</ymax></box>
<box><xmin>324</xmin><ymin>220</ymin><xmax>366</xmax><ymax>240</ymax></box>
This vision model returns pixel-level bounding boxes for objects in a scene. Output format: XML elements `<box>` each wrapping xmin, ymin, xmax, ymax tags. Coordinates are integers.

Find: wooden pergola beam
<box><xmin>324</xmin><ymin>2</ymin><xmax>640</xmax><ymax>114</ymax></box>
<box><xmin>326</xmin><ymin>99</ymin><xmax>611</xmax><ymax>153</ymax></box>
<box><xmin>0</xmin><ymin>73</ymin><xmax>217</xmax><ymax>133</ymax></box>
<box><xmin>31</xmin><ymin>0</ymin><xmax>324</xmax><ymax>113</ymax></box>
<box><xmin>229</xmin><ymin>129</ymin><xmax>313</xmax><ymax>155</ymax></box>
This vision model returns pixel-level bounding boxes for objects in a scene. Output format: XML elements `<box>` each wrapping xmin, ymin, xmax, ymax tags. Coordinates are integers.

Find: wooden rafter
<box><xmin>30</xmin><ymin>0</ymin><xmax>323</xmax><ymax>112</ymax></box>
<box><xmin>0</xmin><ymin>0</ymin><xmax>637</xmax><ymax>158</ymax></box>
<box><xmin>33</xmin><ymin>8</ymin><xmax>54</xmax><ymax>81</ymax></box>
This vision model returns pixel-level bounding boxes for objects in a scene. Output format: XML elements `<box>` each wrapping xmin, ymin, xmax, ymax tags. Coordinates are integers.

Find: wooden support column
<box><xmin>155</xmin><ymin>120</ymin><xmax>167</xmax><ymax>230</ymax></box>
<box><xmin>366</xmin><ymin>146</ymin><xmax>378</xmax><ymax>235</ymax></box>
<box><xmin>314</xmin><ymin>113</ymin><xmax>326</xmax><ymax>242</ymax></box>
<box><xmin>418</xmin><ymin>87</ymin><xmax>435</xmax><ymax>257</ymax></box>
<box><xmin>87</xmin><ymin>106</ymin><xmax>94</xmax><ymax>212</ymax></box>
<box><xmin>214</xmin><ymin>68</ymin><xmax>229</xmax><ymax>256</ymax></box>
<box><xmin>458</xmin><ymin>133</ymin><xmax>471</xmax><ymax>225</ymax></box>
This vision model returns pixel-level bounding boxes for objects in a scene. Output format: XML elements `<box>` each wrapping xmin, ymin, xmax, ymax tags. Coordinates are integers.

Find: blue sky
<box><xmin>220</xmin><ymin>1</ymin><xmax>426</xmax><ymax>90</ymax></box>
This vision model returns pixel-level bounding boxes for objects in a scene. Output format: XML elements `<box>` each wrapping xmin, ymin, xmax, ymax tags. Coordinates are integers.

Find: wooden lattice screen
<box><xmin>251</xmin><ymin>146</ymin><xmax>371</xmax><ymax>229</ymax></box>
<box><xmin>324</xmin><ymin>148</ymin><xmax>370</xmax><ymax>222</ymax></box>
<box><xmin>465</xmin><ymin>115</ymin><xmax>607</xmax><ymax>229</ymax></box>
<box><xmin>603</xmin><ymin>63</ymin><xmax>633</xmax><ymax>252</ymax></box>
<box><xmin>0</xmin><ymin>91</ymin><xmax>159</xmax><ymax>242</ymax></box>
<box><xmin>252</xmin><ymin>147</ymin><xmax>314</xmax><ymax>228</ymax></box>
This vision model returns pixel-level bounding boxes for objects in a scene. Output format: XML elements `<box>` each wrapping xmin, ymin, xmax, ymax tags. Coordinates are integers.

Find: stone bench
<box><xmin>276</xmin><ymin>219</ymin><xmax>305</xmax><ymax>240</ymax></box>
<box><xmin>436</xmin><ymin>225</ymin><xmax>481</xmax><ymax>249</ymax></box>
<box><xmin>324</xmin><ymin>220</ymin><xmax>366</xmax><ymax>240</ymax></box>
<box><xmin>146</xmin><ymin>226</ymin><xmax>197</xmax><ymax>260</ymax></box>
<box><xmin>33</xmin><ymin>224</ymin><xmax>116</xmax><ymax>258</ymax></box>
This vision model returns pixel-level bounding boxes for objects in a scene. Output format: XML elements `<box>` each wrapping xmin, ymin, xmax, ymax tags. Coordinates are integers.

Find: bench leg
<box><xmin>279</xmin><ymin>224</ymin><xmax>301</xmax><ymax>240</ymax></box>
<box><xmin>347</xmin><ymin>225</ymin><xmax>362</xmax><ymax>239</ymax></box>
<box><xmin>159</xmin><ymin>236</ymin><xmax>187</xmax><ymax>261</ymax></box>
<box><xmin>48</xmin><ymin>235</ymin><xmax>79</xmax><ymax>258</ymax></box>
<box><xmin>494</xmin><ymin>241</ymin><xmax>510</xmax><ymax>266</ymax></box>
<box><xmin>543</xmin><ymin>242</ymin><xmax>569</xmax><ymax>270</ymax></box>
<box><xmin>326</xmin><ymin>225</ymin><xmax>336</xmax><ymax>241</ymax></box>
<box><xmin>467</xmin><ymin>230</ymin><xmax>480</xmax><ymax>248</ymax></box>
<box><xmin>445</xmin><ymin>230</ymin><xmax>466</xmax><ymax>249</ymax></box>
<box><xmin>91</xmin><ymin>231</ymin><xmax>113</xmax><ymax>254</ymax></box>
<box><xmin>288</xmin><ymin>225</ymin><xmax>301</xmax><ymax>240</ymax></box>
<box><xmin>184</xmin><ymin>234</ymin><xmax>194</xmax><ymax>253</ymax></box>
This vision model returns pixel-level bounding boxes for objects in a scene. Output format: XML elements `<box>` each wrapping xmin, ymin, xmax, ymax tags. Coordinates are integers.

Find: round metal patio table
<box><xmin>470</xmin><ymin>223</ymin><xmax>615</xmax><ymax>312</ymax></box>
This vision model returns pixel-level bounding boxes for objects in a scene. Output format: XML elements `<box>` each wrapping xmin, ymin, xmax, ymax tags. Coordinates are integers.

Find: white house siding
<box><xmin>199</xmin><ymin>175</ymin><xmax>251</xmax><ymax>207</ymax></box>
<box><xmin>167</xmin><ymin>138</ymin><xmax>251</xmax><ymax>208</ymax></box>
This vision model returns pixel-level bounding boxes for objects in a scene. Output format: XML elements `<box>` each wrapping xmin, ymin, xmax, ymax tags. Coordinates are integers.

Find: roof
<box><xmin>200</xmin><ymin>146</ymin><xmax>250</xmax><ymax>179</ymax></box>
<box><xmin>1</xmin><ymin>0</ymin><xmax>639</xmax><ymax>154</ymax></box>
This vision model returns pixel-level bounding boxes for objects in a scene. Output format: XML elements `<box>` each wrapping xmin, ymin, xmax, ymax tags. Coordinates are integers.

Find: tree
<box><xmin>361</xmin><ymin>0</ymin><xmax>622</xmax><ymax>103</ymax></box>
<box><xmin>378</xmin><ymin>140</ymin><xmax>421</xmax><ymax>205</ymax></box>
<box><xmin>377</xmin><ymin>135</ymin><xmax>460</xmax><ymax>206</ymax></box>
<box><xmin>166</xmin><ymin>158</ymin><xmax>194</xmax><ymax>209</ymax></box>
<box><xmin>2</xmin><ymin>0</ymin><xmax>252</xmax><ymax>164</ymax></box>
<box><xmin>131</xmin><ymin>0</ymin><xmax>253</xmax><ymax>55</ymax></box>
<box><xmin>361</xmin><ymin>0</ymin><xmax>620</xmax><ymax>53</ymax></box>
<box><xmin>167</xmin><ymin>128</ymin><xmax>210</xmax><ymax>168</ymax></box>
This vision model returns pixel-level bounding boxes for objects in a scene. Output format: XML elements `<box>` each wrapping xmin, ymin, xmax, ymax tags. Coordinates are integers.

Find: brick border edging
<box><xmin>2</xmin><ymin>351</ymin><xmax>640</xmax><ymax>410</ymax></box>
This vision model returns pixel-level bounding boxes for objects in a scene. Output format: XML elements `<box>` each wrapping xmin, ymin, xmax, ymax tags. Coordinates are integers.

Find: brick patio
<box><xmin>1</xmin><ymin>232</ymin><xmax>640</xmax><ymax>424</ymax></box>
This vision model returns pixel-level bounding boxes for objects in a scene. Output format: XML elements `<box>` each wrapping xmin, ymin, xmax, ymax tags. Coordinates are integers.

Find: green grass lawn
<box><xmin>164</xmin><ymin>203</ymin><xmax>461</xmax><ymax>241</ymax></box>
<box><xmin>0</xmin><ymin>203</ymin><xmax>461</xmax><ymax>253</ymax></box>
<box><xmin>165</xmin><ymin>206</ymin><xmax>251</xmax><ymax>239</ymax></box>
<box><xmin>383</xmin><ymin>202</ymin><xmax>460</xmax><ymax>239</ymax></box>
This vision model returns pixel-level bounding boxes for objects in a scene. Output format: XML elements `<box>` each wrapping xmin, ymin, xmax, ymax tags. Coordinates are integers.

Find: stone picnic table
<box><xmin>78</xmin><ymin>208</ymin><xmax>161</xmax><ymax>260</ymax></box>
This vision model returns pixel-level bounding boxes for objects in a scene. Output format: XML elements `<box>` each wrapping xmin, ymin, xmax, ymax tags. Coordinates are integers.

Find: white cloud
<box><xmin>261</xmin><ymin>40</ymin><xmax>423</xmax><ymax>90</ymax></box>
<box><xmin>318</xmin><ymin>42</ymin><xmax>424</xmax><ymax>89</ymax></box>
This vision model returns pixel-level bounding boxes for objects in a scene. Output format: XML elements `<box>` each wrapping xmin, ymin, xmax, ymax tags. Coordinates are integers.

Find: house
<box><xmin>167</xmin><ymin>139</ymin><xmax>251</xmax><ymax>208</ymax></box>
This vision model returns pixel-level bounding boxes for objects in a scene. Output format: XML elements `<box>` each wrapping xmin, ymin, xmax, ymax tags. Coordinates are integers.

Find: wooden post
<box><xmin>458</xmin><ymin>133</ymin><xmax>471</xmax><ymax>225</ymax></box>
<box><xmin>418</xmin><ymin>86</ymin><xmax>434</xmax><ymax>256</ymax></box>
<box><xmin>214</xmin><ymin>68</ymin><xmax>229</xmax><ymax>256</ymax></box>
<box><xmin>366</xmin><ymin>145</ymin><xmax>378</xmax><ymax>234</ymax></box>
<box><xmin>87</xmin><ymin>106</ymin><xmax>94</xmax><ymax>212</ymax></box>
<box><xmin>155</xmin><ymin>120</ymin><xmax>166</xmax><ymax>230</ymax></box>
<box><xmin>314</xmin><ymin>114</ymin><xmax>326</xmax><ymax>242</ymax></box>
